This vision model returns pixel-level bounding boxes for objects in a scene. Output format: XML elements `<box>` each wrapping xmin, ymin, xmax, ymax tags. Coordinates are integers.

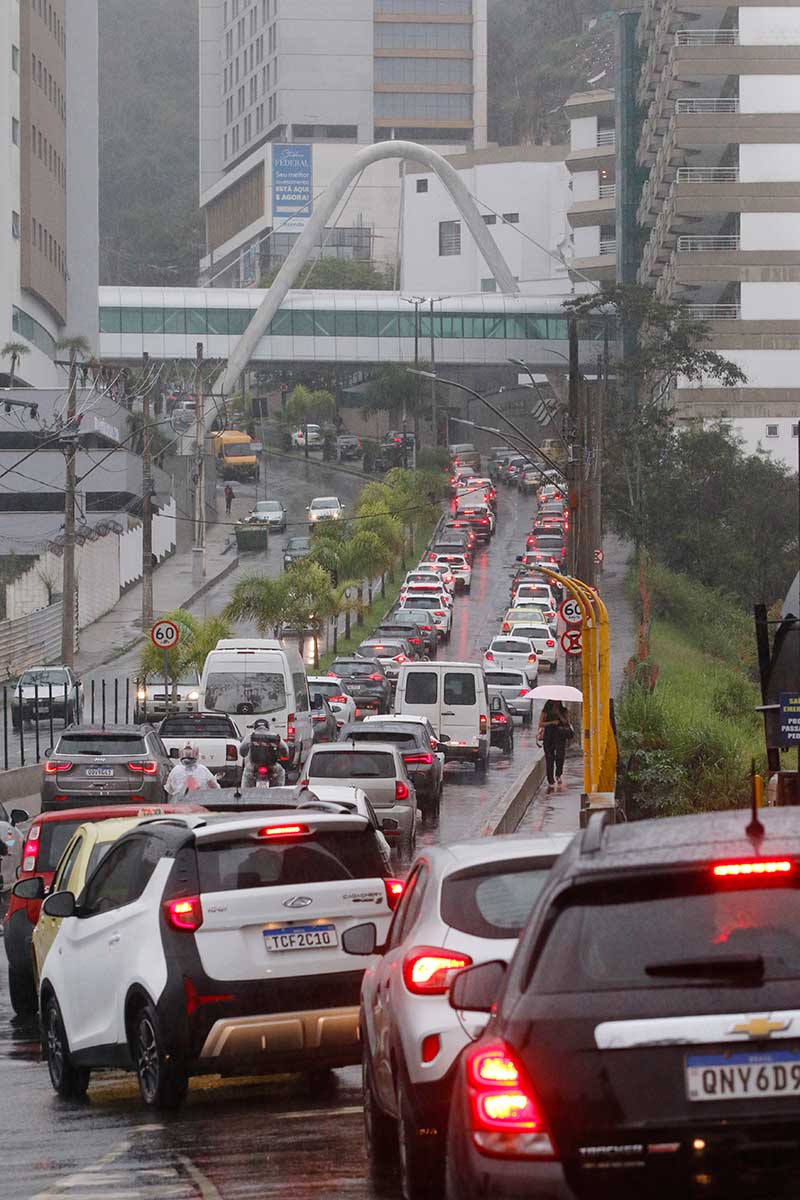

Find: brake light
<box><xmin>183</xmin><ymin>977</ymin><xmax>233</xmax><ymax>1017</ymax></box>
<box><xmin>226</xmin><ymin>744</ymin><xmax>238</xmax><ymax>761</ymax></box>
<box><xmin>518</xmin><ymin>689</ymin><xmax>529</xmax><ymax>696</ymax></box>
<box><xmin>485</xmin><ymin>651</ymin><xmax>494</xmax><ymax>662</ymax></box>
<box><xmin>128</xmin><ymin>761</ymin><xmax>158</xmax><ymax>774</ymax></box>
<box><xmin>408</xmin><ymin>637</ymin><xmax>420</xmax><ymax>645</ymax></box>
<box><xmin>261</xmin><ymin>824</ymin><xmax>310</xmax><ymax>838</ymax></box>
<box><xmin>257</xmin><ymin>766</ymin><xmax>270</xmax><ymax>776</ymax></box>
<box><xmin>479</xmin><ymin>715</ymin><xmax>488</xmax><ymax>734</ymax></box>
<box><xmin>385</xmin><ymin>878</ymin><xmax>405</xmax><ymax>910</ymax></box>
<box><xmin>404</xmin><ymin>752</ymin><xmax>433</xmax><ymax>765</ymax></box>
<box><xmin>368</xmin><ymin>673</ymin><xmax>384</xmax><ymax>682</ymax></box>
<box><xmin>546</xmin><ymin>639</ymin><xmax>555</xmax><ymax>648</ymax></box>
<box><xmin>713</xmin><ymin>860</ymin><xmax>792</xmax><ymax>878</ymax></box>
<box><xmin>165</xmin><ymin>896</ymin><xmax>203</xmax><ymax>932</ymax></box>
<box><xmin>373</xmin><ymin>645</ymin><xmax>386</xmax><ymax>652</ymax></box>
<box><xmin>545</xmin><ymin>612</ymin><xmax>555</xmax><ymax>620</ymax></box>
<box><xmin>419</xmin><ymin>625</ymin><xmax>432</xmax><ymax>631</ymax></box>
<box><xmin>528</xmin><ymin>654</ymin><xmax>537</xmax><ymax>663</ymax></box>
<box><xmin>492</xmin><ymin>713</ymin><xmax>507</xmax><ymax>724</ymax></box>
<box><xmin>22</xmin><ymin>823</ymin><xmax>41</xmax><ymax>873</ymax></box>
<box><xmin>502</xmin><ymin>623</ymin><xmax>510</xmax><ymax>633</ymax></box>
<box><xmin>403</xmin><ymin>946</ymin><xmax>473</xmax><ymax>995</ymax></box>
<box><xmin>396</xmin><ymin>780</ymin><xmax>410</xmax><ymax>802</ymax></box>
<box><xmin>44</xmin><ymin>760</ymin><xmax>72</xmax><ymax>774</ymax></box>
<box><xmin>329</xmin><ymin>694</ymin><xmax>347</xmax><ymax>703</ymax></box>
<box><xmin>287</xmin><ymin>713</ymin><xmax>296</xmax><ymax>741</ymax></box>
<box><xmin>434</xmin><ymin>610</ymin><xmax>446</xmax><ymax>618</ymax></box>
<box><xmin>422</xmin><ymin>1034</ymin><xmax>441</xmax><ymax>1064</ymax></box>
<box><xmin>465</xmin><ymin>1039</ymin><xmax>555</xmax><ymax>1158</ymax></box>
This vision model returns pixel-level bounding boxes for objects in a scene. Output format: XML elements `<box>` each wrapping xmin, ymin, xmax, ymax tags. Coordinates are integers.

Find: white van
<box><xmin>393</xmin><ymin>661</ymin><xmax>489</xmax><ymax>772</ymax></box>
<box><xmin>199</xmin><ymin>639</ymin><xmax>312</xmax><ymax>772</ymax></box>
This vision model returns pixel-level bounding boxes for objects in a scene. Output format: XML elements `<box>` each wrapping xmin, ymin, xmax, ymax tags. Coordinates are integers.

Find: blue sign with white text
<box><xmin>779</xmin><ymin>691</ymin><xmax>800</xmax><ymax>746</ymax></box>
<box><xmin>272</xmin><ymin>145</ymin><xmax>313</xmax><ymax>233</ymax></box>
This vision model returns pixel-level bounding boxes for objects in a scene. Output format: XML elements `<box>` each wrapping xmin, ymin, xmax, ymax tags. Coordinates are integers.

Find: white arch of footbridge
<box><xmin>217</xmin><ymin>139</ymin><xmax>521</xmax><ymax>408</ymax></box>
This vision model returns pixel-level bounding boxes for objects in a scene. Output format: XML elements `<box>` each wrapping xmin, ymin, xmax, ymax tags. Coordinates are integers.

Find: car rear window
<box><xmin>535</xmin><ymin>536</ymin><xmax>564</xmax><ymax>548</ymax></box>
<box><xmin>197</xmin><ymin>830</ymin><xmax>386</xmax><ymax>892</ymax></box>
<box><xmin>310</xmin><ymin>751</ymin><xmax>395</xmax><ymax>779</ymax></box>
<box><xmin>405</xmin><ymin>672</ymin><xmax>438</xmax><ymax>705</ymax></box>
<box><xmin>36</xmin><ymin>820</ymin><xmax>85</xmax><ymax>871</ymax></box>
<box><xmin>351</xmin><ymin>730</ymin><xmax>418</xmax><ymax>747</ymax></box>
<box><xmin>530</xmin><ymin>877</ymin><xmax>800</xmax><ymax>994</ymax></box>
<box><xmin>442</xmin><ymin>860</ymin><xmax>557</xmax><ymax>939</ymax></box>
<box><xmin>359</xmin><ymin>643</ymin><xmax>404</xmax><ymax>657</ymax></box>
<box><xmin>487</xmin><ymin>672</ymin><xmax>526</xmax><ymax>686</ymax></box>
<box><xmin>444</xmin><ymin>672</ymin><xmax>477</xmax><ymax>706</ymax></box>
<box><xmin>491</xmin><ymin>640</ymin><xmax>531</xmax><ymax>655</ymax></box>
<box><xmin>160</xmin><ymin>715</ymin><xmax>237</xmax><ymax>738</ymax></box>
<box><xmin>332</xmin><ymin>661</ymin><xmax>382</xmax><ymax>678</ymax></box>
<box><xmin>511</xmin><ymin>626</ymin><xmax>550</xmax><ymax>639</ymax></box>
<box><xmin>56</xmin><ymin>734</ymin><xmax>147</xmax><ymax>756</ymax></box>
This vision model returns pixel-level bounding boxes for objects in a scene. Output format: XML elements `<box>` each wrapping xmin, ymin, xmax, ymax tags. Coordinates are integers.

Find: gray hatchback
<box><xmin>40</xmin><ymin>725</ymin><xmax>172</xmax><ymax>812</ymax></box>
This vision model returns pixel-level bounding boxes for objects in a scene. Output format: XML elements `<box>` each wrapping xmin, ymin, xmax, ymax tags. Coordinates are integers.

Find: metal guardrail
<box><xmin>598</xmin><ymin>183</ymin><xmax>617</xmax><ymax>199</ymax></box>
<box><xmin>677</xmin><ymin>166</ymin><xmax>740</xmax><ymax>182</ymax></box>
<box><xmin>676</xmin><ymin>97</ymin><xmax>739</xmax><ymax>114</ymax></box>
<box><xmin>676</xmin><ymin>28</ymin><xmax>739</xmax><ymax>45</ymax></box>
<box><xmin>596</xmin><ymin>130</ymin><xmax>616</xmax><ymax>146</ymax></box>
<box><xmin>687</xmin><ymin>303</ymin><xmax>741</xmax><ymax>320</ymax></box>
<box><xmin>677</xmin><ymin>234</ymin><xmax>740</xmax><ymax>252</ymax></box>
<box><xmin>599</xmin><ymin>239</ymin><xmax>617</xmax><ymax>256</ymax></box>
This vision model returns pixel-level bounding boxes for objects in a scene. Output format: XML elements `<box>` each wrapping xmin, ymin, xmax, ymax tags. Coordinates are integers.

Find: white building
<box><xmin>198</xmin><ymin>0</ymin><xmax>488</xmax><ymax>285</ymax></box>
<box><xmin>0</xmin><ymin>0</ymin><xmax>99</xmax><ymax>388</ymax></box>
<box><xmin>401</xmin><ymin>146</ymin><xmax>574</xmax><ymax>298</ymax></box>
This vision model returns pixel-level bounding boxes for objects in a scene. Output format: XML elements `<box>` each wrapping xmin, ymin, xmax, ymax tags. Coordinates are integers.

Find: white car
<box><xmin>398</xmin><ymin>591</ymin><xmax>452</xmax><ymax>640</ymax></box>
<box><xmin>297</xmin><ymin>784</ymin><xmax>392</xmax><ymax>868</ymax></box>
<box><xmin>509</xmin><ymin>620</ymin><xmax>559</xmax><ymax>671</ymax></box>
<box><xmin>307</xmin><ymin>495</ymin><xmax>344</xmax><ymax>526</ymax></box>
<box><xmin>307</xmin><ymin>676</ymin><xmax>357</xmax><ymax>729</ymax></box>
<box><xmin>483</xmin><ymin>635</ymin><xmax>538</xmax><ymax>685</ymax></box>
<box><xmin>346</xmin><ymin>834</ymin><xmax>573</xmax><ymax>1199</ymax></box>
<box><xmin>512</xmin><ymin>581</ymin><xmax>557</xmax><ymax>611</ymax></box>
<box><xmin>39</xmin><ymin>811</ymin><xmax>402</xmax><ymax>1109</ymax></box>
<box><xmin>291</xmin><ymin>423</ymin><xmax>323</xmax><ymax>449</ymax></box>
<box><xmin>404</xmin><ymin>570</ymin><xmax>455</xmax><ymax>600</ymax></box>
<box><xmin>428</xmin><ymin>552</ymin><xmax>471</xmax><ymax>592</ymax></box>
<box><xmin>485</xmin><ymin>667</ymin><xmax>535</xmax><ymax>723</ymax></box>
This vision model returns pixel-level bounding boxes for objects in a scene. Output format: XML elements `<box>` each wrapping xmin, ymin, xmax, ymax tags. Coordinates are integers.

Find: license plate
<box><xmin>263</xmin><ymin>923</ymin><xmax>338</xmax><ymax>952</ymax></box>
<box><xmin>686</xmin><ymin>1050</ymin><xmax>800</xmax><ymax>1101</ymax></box>
<box><xmin>85</xmin><ymin>767</ymin><xmax>114</xmax><ymax>777</ymax></box>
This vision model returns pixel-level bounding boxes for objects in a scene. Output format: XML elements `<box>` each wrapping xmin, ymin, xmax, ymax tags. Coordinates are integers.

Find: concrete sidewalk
<box><xmin>74</xmin><ymin>490</ymin><xmax>248</xmax><ymax>675</ymax></box>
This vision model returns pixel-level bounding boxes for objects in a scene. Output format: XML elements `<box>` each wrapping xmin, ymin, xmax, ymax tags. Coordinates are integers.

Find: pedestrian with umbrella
<box><xmin>532</xmin><ymin>685</ymin><xmax>578</xmax><ymax>793</ymax></box>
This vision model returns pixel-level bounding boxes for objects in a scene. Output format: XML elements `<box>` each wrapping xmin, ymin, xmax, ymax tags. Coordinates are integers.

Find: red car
<box><xmin>3</xmin><ymin>802</ymin><xmax>204</xmax><ymax>1015</ymax></box>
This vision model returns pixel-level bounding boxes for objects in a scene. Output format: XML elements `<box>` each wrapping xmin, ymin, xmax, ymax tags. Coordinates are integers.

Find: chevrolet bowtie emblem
<box><xmin>730</xmin><ymin>1017</ymin><xmax>791</xmax><ymax>1039</ymax></box>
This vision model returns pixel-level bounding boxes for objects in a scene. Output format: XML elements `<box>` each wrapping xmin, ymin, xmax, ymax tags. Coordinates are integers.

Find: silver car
<box><xmin>248</xmin><ymin>499</ymin><xmax>287</xmax><ymax>531</ymax></box>
<box><xmin>301</xmin><ymin>741</ymin><xmax>418</xmax><ymax>859</ymax></box>
<box><xmin>485</xmin><ymin>668</ymin><xmax>534</xmax><ymax>724</ymax></box>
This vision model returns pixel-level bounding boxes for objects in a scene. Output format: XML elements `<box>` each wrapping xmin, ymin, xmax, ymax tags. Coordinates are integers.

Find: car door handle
<box><xmin>108</xmin><ymin>933</ymin><xmax>120</xmax><ymax>947</ymax></box>
<box><xmin>442</xmin><ymin>711</ymin><xmax>455</xmax><ymax>717</ymax></box>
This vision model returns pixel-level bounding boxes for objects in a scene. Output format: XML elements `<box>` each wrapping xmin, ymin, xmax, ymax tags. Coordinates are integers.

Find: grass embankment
<box><xmin>317</xmin><ymin>514</ymin><xmax>439</xmax><ymax>672</ymax></box>
<box><xmin>617</xmin><ymin>561</ymin><xmax>767</xmax><ymax>818</ymax></box>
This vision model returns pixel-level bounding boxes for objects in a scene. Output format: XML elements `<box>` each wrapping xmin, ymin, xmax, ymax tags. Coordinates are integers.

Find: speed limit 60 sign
<box><xmin>150</xmin><ymin>619</ymin><xmax>180</xmax><ymax>649</ymax></box>
<box><xmin>560</xmin><ymin>597</ymin><xmax>583</xmax><ymax>626</ymax></box>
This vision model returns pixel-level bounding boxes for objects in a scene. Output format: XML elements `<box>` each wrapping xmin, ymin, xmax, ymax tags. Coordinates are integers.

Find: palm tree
<box><xmin>226</xmin><ymin>575</ymin><xmax>290</xmax><ymax>638</ymax></box>
<box><xmin>138</xmin><ymin>609</ymin><xmax>233</xmax><ymax>693</ymax></box>
<box><xmin>1</xmin><ymin>341</ymin><xmax>30</xmax><ymax>388</ymax></box>
<box><xmin>286</xmin><ymin>384</ymin><xmax>337</xmax><ymax>458</ymax></box>
<box><xmin>283</xmin><ymin>560</ymin><xmax>338</xmax><ymax>667</ymax></box>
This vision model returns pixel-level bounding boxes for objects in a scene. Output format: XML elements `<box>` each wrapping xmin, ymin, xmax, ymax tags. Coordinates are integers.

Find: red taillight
<box><xmin>329</xmin><ymin>694</ymin><xmax>347</xmax><ymax>703</ymax></box>
<box><xmin>165</xmin><ymin>896</ymin><xmax>203</xmax><ymax>932</ymax></box>
<box><xmin>368</xmin><ymin>673</ymin><xmax>384</xmax><ymax>682</ymax></box>
<box><xmin>260</xmin><ymin>824</ymin><xmax>310</xmax><ymax>838</ymax></box>
<box><xmin>403</xmin><ymin>946</ymin><xmax>473</xmax><ymax>995</ymax></box>
<box><xmin>485</xmin><ymin>651</ymin><xmax>495</xmax><ymax>662</ymax></box>
<box><xmin>408</xmin><ymin>637</ymin><xmax>420</xmax><ymax>645</ymax></box>
<box><xmin>713</xmin><ymin>860</ymin><xmax>793</xmax><ymax>878</ymax></box>
<box><xmin>422</xmin><ymin>1033</ymin><xmax>441</xmax><ymax>1064</ymax></box>
<box><xmin>128</xmin><ymin>760</ymin><xmax>158</xmax><ymax>774</ymax></box>
<box><xmin>546</xmin><ymin>639</ymin><xmax>555</xmax><ymax>648</ymax></box>
<box><xmin>287</xmin><ymin>713</ymin><xmax>296</xmax><ymax>741</ymax></box>
<box><xmin>226</xmin><ymin>744</ymin><xmax>238</xmax><ymax>761</ymax></box>
<box><xmin>502</xmin><ymin>623</ymin><xmax>510</xmax><ymax>632</ymax></box>
<box><xmin>434</xmin><ymin>610</ymin><xmax>446</xmax><ymax>618</ymax></box>
<box><xmin>385</xmin><ymin>878</ymin><xmax>405</xmax><ymax>909</ymax></box>
<box><xmin>545</xmin><ymin>612</ymin><xmax>555</xmax><ymax>620</ymax></box>
<box><xmin>22</xmin><ymin>823</ymin><xmax>41</xmax><ymax>873</ymax></box>
<box><xmin>396</xmin><ymin>780</ymin><xmax>410</xmax><ymax>802</ymax></box>
<box><xmin>492</xmin><ymin>713</ymin><xmax>508</xmax><ymax>724</ymax></box>
<box><xmin>183</xmin><ymin>976</ymin><xmax>233</xmax><ymax>1017</ymax></box>
<box><xmin>528</xmin><ymin>654</ymin><xmax>537</xmax><ymax>663</ymax></box>
<box><xmin>479</xmin><ymin>715</ymin><xmax>488</xmax><ymax>734</ymax></box>
<box><xmin>44</xmin><ymin>760</ymin><xmax>72</xmax><ymax>774</ymax></box>
<box><xmin>518</xmin><ymin>688</ymin><xmax>529</xmax><ymax>696</ymax></box>
<box><xmin>404</xmin><ymin>752</ymin><xmax>433</xmax><ymax>765</ymax></box>
<box><xmin>419</xmin><ymin>625</ymin><xmax>432</xmax><ymax>631</ymax></box>
<box><xmin>394</xmin><ymin>654</ymin><xmax>408</xmax><ymax>664</ymax></box>
<box><xmin>465</xmin><ymin>1039</ymin><xmax>555</xmax><ymax>1158</ymax></box>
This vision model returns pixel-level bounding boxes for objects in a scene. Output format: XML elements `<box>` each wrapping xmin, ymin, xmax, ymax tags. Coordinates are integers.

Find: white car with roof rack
<box><xmin>307</xmin><ymin>676</ymin><xmax>357</xmax><ymax>729</ymax></box>
<box><xmin>426</xmin><ymin>552</ymin><xmax>471</xmax><ymax>592</ymax></box>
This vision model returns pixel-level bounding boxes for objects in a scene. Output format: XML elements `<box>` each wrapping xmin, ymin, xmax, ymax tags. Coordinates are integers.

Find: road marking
<box><xmin>178</xmin><ymin>1158</ymin><xmax>223</xmax><ymax>1200</ymax></box>
<box><xmin>271</xmin><ymin>1104</ymin><xmax>363</xmax><ymax>1120</ymax></box>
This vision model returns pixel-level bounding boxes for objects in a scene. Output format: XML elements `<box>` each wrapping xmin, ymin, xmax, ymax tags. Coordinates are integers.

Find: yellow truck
<box><xmin>213</xmin><ymin>429</ymin><xmax>260</xmax><ymax>481</ymax></box>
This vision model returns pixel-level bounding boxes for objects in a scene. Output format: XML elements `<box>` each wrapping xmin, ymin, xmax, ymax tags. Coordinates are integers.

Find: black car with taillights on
<box><xmin>328</xmin><ymin>658</ymin><xmax>392</xmax><ymax>715</ymax></box>
<box><xmin>40</xmin><ymin>725</ymin><xmax>172</xmax><ymax>811</ymax></box>
<box><xmin>445</xmin><ymin>807</ymin><xmax>800</xmax><ymax>1200</ymax></box>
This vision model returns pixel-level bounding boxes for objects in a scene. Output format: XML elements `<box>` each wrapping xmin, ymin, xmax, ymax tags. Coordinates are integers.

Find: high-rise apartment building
<box><xmin>198</xmin><ymin>0</ymin><xmax>488</xmax><ymax>285</ymax></box>
<box><xmin>0</xmin><ymin>0</ymin><xmax>99</xmax><ymax>387</ymax></box>
<box><xmin>564</xmin><ymin>89</ymin><xmax>617</xmax><ymax>283</ymax></box>
<box><xmin>630</xmin><ymin>0</ymin><xmax>800</xmax><ymax>456</ymax></box>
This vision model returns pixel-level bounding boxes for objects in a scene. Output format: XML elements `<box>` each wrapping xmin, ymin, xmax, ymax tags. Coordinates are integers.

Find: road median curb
<box><xmin>473</xmin><ymin>748</ymin><xmax>548</xmax><ymax>838</ymax></box>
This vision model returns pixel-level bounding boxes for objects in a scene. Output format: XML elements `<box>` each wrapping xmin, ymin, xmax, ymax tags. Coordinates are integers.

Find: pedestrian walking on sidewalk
<box><xmin>537</xmin><ymin>700</ymin><xmax>573</xmax><ymax>793</ymax></box>
<box><xmin>224</xmin><ymin>483</ymin><xmax>235</xmax><ymax>515</ymax></box>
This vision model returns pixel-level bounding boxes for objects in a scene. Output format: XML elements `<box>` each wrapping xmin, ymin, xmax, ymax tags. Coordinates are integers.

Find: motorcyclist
<box><xmin>240</xmin><ymin>720</ymin><xmax>289</xmax><ymax>788</ymax></box>
<box><xmin>165</xmin><ymin>742</ymin><xmax>221</xmax><ymax>798</ymax></box>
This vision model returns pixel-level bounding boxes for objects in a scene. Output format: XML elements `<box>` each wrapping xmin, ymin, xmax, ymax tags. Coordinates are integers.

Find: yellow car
<box><xmin>31</xmin><ymin>816</ymin><xmax>152</xmax><ymax>986</ymax></box>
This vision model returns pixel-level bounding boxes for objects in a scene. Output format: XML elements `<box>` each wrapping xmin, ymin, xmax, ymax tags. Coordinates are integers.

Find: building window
<box><xmin>11</xmin><ymin>211</ymin><xmax>20</xmax><ymax>239</ymax></box>
<box><xmin>375</xmin><ymin>21</ymin><xmax>472</xmax><ymax>50</ymax></box>
<box><xmin>11</xmin><ymin>117</ymin><xmax>19</xmax><ymax>146</ymax></box>
<box><xmin>439</xmin><ymin>220</ymin><xmax>461</xmax><ymax>256</ymax></box>
<box><xmin>482</xmin><ymin>213</ymin><xmax>496</xmax><ymax>225</ymax></box>
<box><xmin>481</xmin><ymin>278</ymin><xmax>497</xmax><ymax>292</ymax></box>
<box><xmin>416</xmin><ymin>179</ymin><xmax>428</xmax><ymax>193</ymax></box>
<box><xmin>766</xmin><ymin>424</ymin><xmax>779</xmax><ymax>438</ymax></box>
<box><xmin>793</xmin><ymin>424</ymin><xmax>799</xmax><ymax>438</ymax></box>
<box><xmin>11</xmin><ymin>44</ymin><xmax>19</xmax><ymax>73</ymax></box>
<box><xmin>502</xmin><ymin>213</ymin><xmax>520</xmax><ymax>224</ymax></box>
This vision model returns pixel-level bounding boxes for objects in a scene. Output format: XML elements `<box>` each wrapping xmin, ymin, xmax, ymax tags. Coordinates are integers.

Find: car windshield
<box><xmin>531</xmin><ymin>876</ymin><xmax>800</xmax><ymax>993</ymax></box>
<box><xmin>203</xmin><ymin>671</ymin><xmax>287</xmax><ymax>715</ymax></box>
<box><xmin>159</xmin><ymin>715</ymin><xmax>237</xmax><ymax>738</ymax></box>
<box><xmin>255</xmin><ymin>502</ymin><xmax>281</xmax><ymax>513</ymax></box>
<box><xmin>287</xmin><ymin>538</ymin><xmax>310</xmax><ymax>551</ymax></box>
<box><xmin>310</xmin><ymin>751</ymin><xmax>395</xmax><ymax>780</ymax></box>
<box><xmin>311</xmin><ymin>498</ymin><xmax>337</xmax><ymax>509</ymax></box>
<box><xmin>442</xmin><ymin>859</ymin><xmax>557</xmax><ymax>939</ymax></box>
<box><xmin>20</xmin><ymin>670</ymin><xmax>67</xmax><ymax>687</ymax></box>
<box><xmin>56</xmin><ymin>734</ymin><xmax>147</xmax><ymax>756</ymax></box>
<box><xmin>197</xmin><ymin>830</ymin><xmax>385</xmax><ymax>892</ymax></box>
<box><xmin>223</xmin><ymin>442</ymin><xmax>252</xmax><ymax>457</ymax></box>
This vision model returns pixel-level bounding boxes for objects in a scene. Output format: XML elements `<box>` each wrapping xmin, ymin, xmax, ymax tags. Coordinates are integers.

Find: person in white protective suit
<box><xmin>165</xmin><ymin>742</ymin><xmax>221</xmax><ymax>798</ymax></box>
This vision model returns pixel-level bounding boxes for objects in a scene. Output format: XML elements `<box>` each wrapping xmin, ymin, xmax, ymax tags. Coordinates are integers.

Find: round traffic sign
<box><xmin>594</xmin><ymin>548</ymin><xmax>605</xmax><ymax>564</ymax></box>
<box><xmin>150</xmin><ymin>619</ymin><xmax>180</xmax><ymax>650</ymax></box>
<box><xmin>560</xmin><ymin>597</ymin><xmax>583</xmax><ymax>627</ymax></box>
<box><xmin>560</xmin><ymin>628</ymin><xmax>583</xmax><ymax>657</ymax></box>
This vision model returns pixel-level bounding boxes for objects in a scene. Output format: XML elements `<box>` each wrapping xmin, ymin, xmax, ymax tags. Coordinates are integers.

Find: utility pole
<box><xmin>141</xmin><ymin>351</ymin><xmax>154</xmax><ymax>627</ymax></box>
<box><xmin>430</xmin><ymin>297</ymin><xmax>438</xmax><ymax>446</ymax></box>
<box><xmin>193</xmin><ymin>342</ymin><xmax>207</xmax><ymax>580</ymax></box>
<box><xmin>567</xmin><ymin>318</ymin><xmax>581</xmax><ymax>579</ymax></box>
<box><xmin>61</xmin><ymin>347</ymin><xmax>79</xmax><ymax>667</ymax></box>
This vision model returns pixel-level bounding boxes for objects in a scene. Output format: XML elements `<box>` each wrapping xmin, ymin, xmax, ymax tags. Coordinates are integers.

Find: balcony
<box><xmin>677</xmin><ymin>235</ymin><xmax>740</xmax><ymax>251</ymax></box>
<box><xmin>600</xmin><ymin>239</ymin><xmax>617</xmax><ymax>256</ymax></box>
<box><xmin>599</xmin><ymin>183</ymin><xmax>617</xmax><ymax>199</ymax></box>
<box><xmin>675</xmin><ymin>97</ymin><xmax>739</xmax><ymax>114</ymax></box>
<box><xmin>676</xmin><ymin>166</ymin><xmax>739</xmax><ymax>182</ymax></box>
<box><xmin>597</xmin><ymin>129</ymin><xmax>616</xmax><ymax>147</ymax></box>
<box><xmin>686</xmin><ymin>303</ymin><xmax>741</xmax><ymax>319</ymax></box>
<box><xmin>675</xmin><ymin>28</ymin><xmax>739</xmax><ymax>45</ymax></box>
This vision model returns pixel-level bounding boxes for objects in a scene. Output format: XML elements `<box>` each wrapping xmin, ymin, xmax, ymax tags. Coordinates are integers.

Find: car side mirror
<box><xmin>437</xmin><ymin>732</ymin><xmax>451</xmax><ymax>742</ymax></box>
<box><xmin>12</xmin><ymin>875</ymin><xmax>44</xmax><ymax>900</ymax></box>
<box><xmin>42</xmin><ymin>890</ymin><xmax>77</xmax><ymax>919</ymax></box>
<box><xmin>10</xmin><ymin>808</ymin><xmax>29</xmax><ymax>826</ymax></box>
<box><xmin>449</xmin><ymin>959</ymin><xmax>507</xmax><ymax>1013</ymax></box>
<box><xmin>342</xmin><ymin>922</ymin><xmax>380</xmax><ymax>956</ymax></box>
<box><xmin>381</xmin><ymin>817</ymin><xmax>399</xmax><ymax>832</ymax></box>
<box><xmin>44</xmin><ymin>748</ymin><xmax>52</xmax><ymax>758</ymax></box>
<box><xmin>169</xmin><ymin>747</ymin><xmax>180</xmax><ymax>758</ymax></box>
<box><xmin>516</xmin><ymin>555</ymin><xmax>523</xmax><ymax>562</ymax></box>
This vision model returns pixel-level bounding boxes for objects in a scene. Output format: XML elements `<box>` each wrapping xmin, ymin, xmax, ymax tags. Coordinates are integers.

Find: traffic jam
<box><xmin>1</xmin><ymin>446</ymin><xmax>797</xmax><ymax>1200</ymax></box>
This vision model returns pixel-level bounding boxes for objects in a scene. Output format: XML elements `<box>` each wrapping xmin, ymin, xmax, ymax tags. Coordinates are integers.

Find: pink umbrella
<box><xmin>525</xmin><ymin>684</ymin><xmax>583</xmax><ymax>702</ymax></box>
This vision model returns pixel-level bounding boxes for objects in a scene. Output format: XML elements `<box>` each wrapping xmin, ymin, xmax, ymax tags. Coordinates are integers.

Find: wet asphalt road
<box><xmin>0</xmin><ymin>469</ymin><xmax>559</xmax><ymax>1199</ymax></box>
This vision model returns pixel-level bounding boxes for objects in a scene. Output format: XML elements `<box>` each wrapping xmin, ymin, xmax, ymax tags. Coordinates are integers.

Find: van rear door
<box><xmin>440</xmin><ymin>668</ymin><xmax>483</xmax><ymax>746</ymax></box>
<box><xmin>395</xmin><ymin>668</ymin><xmax>440</xmax><ymax>732</ymax></box>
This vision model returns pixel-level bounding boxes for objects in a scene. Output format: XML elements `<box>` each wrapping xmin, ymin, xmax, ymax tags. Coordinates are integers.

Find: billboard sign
<box><xmin>272</xmin><ymin>144</ymin><xmax>313</xmax><ymax>234</ymax></box>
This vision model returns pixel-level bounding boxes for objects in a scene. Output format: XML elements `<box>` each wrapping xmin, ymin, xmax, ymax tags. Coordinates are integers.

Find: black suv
<box><xmin>446</xmin><ymin>807</ymin><xmax>800</xmax><ymax>1200</ymax></box>
<box><xmin>328</xmin><ymin>658</ymin><xmax>392</xmax><ymax>715</ymax></box>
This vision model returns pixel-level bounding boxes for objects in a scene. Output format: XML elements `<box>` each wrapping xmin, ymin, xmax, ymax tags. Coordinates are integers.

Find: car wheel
<box><xmin>362</xmin><ymin>1040</ymin><xmax>396</xmax><ymax>1172</ymax></box>
<box><xmin>398</xmin><ymin>1073</ymin><xmax>445</xmax><ymax>1200</ymax></box>
<box><xmin>474</xmin><ymin>752</ymin><xmax>487</xmax><ymax>776</ymax></box>
<box><xmin>8</xmin><ymin>965</ymin><xmax>37</xmax><ymax>1016</ymax></box>
<box><xmin>131</xmin><ymin>1001</ymin><xmax>188</xmax><ymax>1110</ymax></box>
<box><xmin>44</xmin><ymin>995</ymin><xmax>90</xmax><ymax>1099</ymax></box>
<box><xmin>506</xmin><ymin>732</ymin><xmax>515</xmax><ymax>755</ymax></box>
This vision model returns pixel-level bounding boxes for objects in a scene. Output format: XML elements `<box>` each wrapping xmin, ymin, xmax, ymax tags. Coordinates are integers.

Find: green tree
<box><xmin>1</xmin><ymin>341</ymin><xmax>29</xmax><ymax>387</ymax></box>
<box><xmin>364</xmin><ymin>363</ymin><xmax>428</xmax><ymax>447</ymax></box>
<box><xmin>225</xmin><ymin>575</ymin><xmax>289</xmax><ymax>638</ymax></box>
<box><xmin>138</xmin><ymin>609</ymin><xmax>232</xmax><ymax>686</ymax></box>
<box><xmin>283</xmin><ymin>560</ymin><xmax>339</xmax><ymax>667</ymax></box>
<box><xmin>286</xmin><ymin>385</ymin><xmax>337</xmax><ymax>458</ymax></box>
<box><xmin>260</xmin><ymin>257</ymin><xmax>395</xmax><ymax>291</ymax></box>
